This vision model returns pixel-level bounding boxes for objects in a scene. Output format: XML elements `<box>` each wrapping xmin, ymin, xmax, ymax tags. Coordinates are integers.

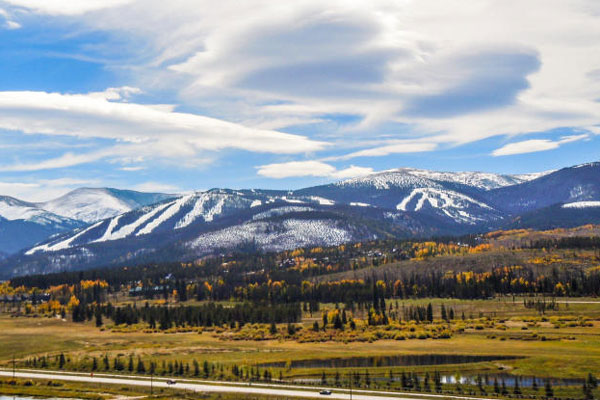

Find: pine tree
<box><xmin>335</xmin><ymin>371</ymin><xmax>341</xmax><ymax>387</ymax></box>
<box><xmin>103</xmin><ymin>354</ymin><xmax>109</xmax><ymax>370</ymax></box>
<box><xmin>476</xmin><ymin>374</ymin><xmax>484</xmax><ymax>394</ymax></box>
<box><xmin>427</xmin><ymin>303</ymin><xmax>433</xmax><ymax>322</ymax></box>
<box><xmin>128</xmin><ymin>354</ymin><xmax>134</xmax><ymax>372</ymax></box>
<box><xmin>413</xmin><ymin>372</ymin><xmax>421</xmax><ymax>391</ymax></box>
<box><xmin>434</xmin><ymin>371</ymin><xmax>442</xmax><ymax>392</ymax></box>
<box><xmin>333</xmin><ymin>313</ymin><xmax>343</xmax><ymax>330</ymax></box>
<box><xmin>588</xmin><ymin>373</ymin><xmax>598</xmax><ymax>389</ymax></box>
<box><xmin>424</xmin><ymin>372</ymin><xmax>431</xmax><ymax>392</ymax></box>
<box><xmin>193</xmin><ymin>360</ymin><xmax>199</xmax><ymax>376</ymax></box>
<box><xmin>545</xmin><ymin>380</ymin><xmax>554</xmax><ymax>398</ymax></box>
<box><xmin>92</xmin><ymin>357</ymin><xmax>98</xmax><ymax>371</ymax></box>
<box><xmin>583</xmin><ymin>382</ymin><xmax>593</xmax><ymax>400</ymax></box>
<box><xmin>269</xmin><ymin>322</ymin><xmax>277</xmax><ymax>334</ymax></box>
<box><xmin>493</xmin><ymin>377</ymin><xmax>500</xmax><ymax>394</ymax></box>
<box><xmin>321</xmin><ymin>371</ymin><xmax>327</xmax><ymax>385</ymax></box>
<box><xmin>203</xmin><ymin>360</ymin><xmax>210</xmax><ymax>378</ymax></box>
<box><xmin>513</xmin><ymin>377</ymin><xmax>521</xmax><ymax>395</ymax></box>
<box><xmin>137</xmin><ymin>357</ymin><xmax>146</xmax><ymax>374</ymax></box>
<box><xmin>58</xmin><ymin>353</ymin><xmax>66</xmax><ymax>369</ymax></box>
<box><xmin>95</xmin><ymin>308</ymin><xmax>103</xmax><ymax>327</ymax></box>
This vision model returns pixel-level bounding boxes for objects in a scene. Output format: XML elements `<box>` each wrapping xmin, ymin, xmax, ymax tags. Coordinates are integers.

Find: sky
<box><xmin>0</xmin><ymin>0</ymin><xmax>599</xmax><ymax>201</ymax></box>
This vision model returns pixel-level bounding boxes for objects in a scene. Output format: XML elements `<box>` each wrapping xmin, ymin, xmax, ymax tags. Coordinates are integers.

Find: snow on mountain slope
<box><xmin>338</xmin><ymin>168</ymin><xmax>548</xmax><ymax>191</ymax></box>
<box><xmin>0</xmin><ymin>196</ymin><xmax>74</xmax><ymax>226</ymax></box>
<box><xmin>336</xmin><ymin>169</ymin><xmax>443</xmax><ymax>190</ymax></box>
<box><xmin>39</xmin><ymin>188</ymin><xmax>173</xmax><ymax>223</ymax></box>
<box><xmin>26</xmin><ymin>221</ymin><xmax>104</xmax><ymax>255</ymax></box>
<box><xmin>26</xmin><ymin>191</ymin><xmax>258</xmax><ymax>253</ymax></box>
<box><xmin>485</xmin><ymin>162</ymin><xmax>600</xmax><ymax>213</ymax></box>
<box><xmin>0</xmin><ymin>196</ymin><xmax>84</xmax><ymax>254</ymax></box>
<box><xmin>100</xmin><ymin>202</ymin><xmax>173</xmax><ymax>242</ymax></box>
<box><xmin>562</xmin><ymin>201</ymin><xmax>600</xmax><ymax>208</ymax></box>
<box><xmin>512</xmin><ymin>171</ymin><xmax>554</xmax><ymax>182</ymax></box>
<box><xmin>397</xmin><ymin>188</ymin><xmax>495</xmax><ymax>224</ymax></box>
<box><xmin>188</xmin><ymin>218</ymin><xmax>355</xmax><ymax>254</ymax></box>
<box><xmin>252</xmin><ymin>206</ymin><xmax>315</xmax><ymax>221</ymax></box>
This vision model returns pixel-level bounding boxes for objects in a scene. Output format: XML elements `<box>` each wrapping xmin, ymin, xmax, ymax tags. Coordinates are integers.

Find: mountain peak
<box><xmin>39</xmin><ymin>187</ymin><xmax>173</xmax><ymax>223</ymax></box>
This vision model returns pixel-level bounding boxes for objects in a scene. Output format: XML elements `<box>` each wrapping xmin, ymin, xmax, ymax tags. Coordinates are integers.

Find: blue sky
<box><xmin>0</xmin><ymin>0</ymin><xmax>599</xmax><ymax>201</ymax></box>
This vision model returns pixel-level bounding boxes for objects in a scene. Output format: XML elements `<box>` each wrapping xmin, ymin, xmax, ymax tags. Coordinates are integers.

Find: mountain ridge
<box><xmin>1</xmin><ymin>162</ymin><xmax>598</xmax><ymax>277</ymax></box>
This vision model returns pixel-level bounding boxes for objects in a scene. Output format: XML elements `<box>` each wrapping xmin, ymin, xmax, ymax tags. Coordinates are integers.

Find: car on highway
<box><xmin>166</xmin><ymin>379</ymin><xmax>177</xmax><ymax>385</ymax></box>
<box><xmin>319</xmin><ymin>389</ymin><xmax>332</xmax><ymax>395</ymax></box>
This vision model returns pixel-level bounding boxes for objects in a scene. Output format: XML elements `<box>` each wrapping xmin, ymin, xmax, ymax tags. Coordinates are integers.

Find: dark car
<box><xmin>166</xmin><ymin>379</ymin><xmax>177</xmax><ymax>385</ymax></box>
<box><xmin>319</xmin><ymin>389</ymin><xmax>332</xmax><ymax>395</ymax></box>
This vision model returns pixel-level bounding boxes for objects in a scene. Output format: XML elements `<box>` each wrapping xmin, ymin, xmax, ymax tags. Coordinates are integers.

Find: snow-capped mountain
<box><xmin>483</xmin><ymin>162</ymin><xmax>600</xmax><ymax>213</ymax></box>
<box><xmin>296</xmin><ymin>168</ymin><xmax>509</xmax><ymax>224</ymax></box>
<box><xmin>331</xmin><ymin>168</ymin><xmax>546</xmax><ymax>191</ymax></box>
<box><xmin>39</xmin><ymin>188</ymin><xmax>173</xmax><ymax>223</ymax></box>
<box><xmin>0</xmin><ymin>196</ymin><xmax>83</xmax><ymax>254</ymax></box>
<box><xmin>2</xmin><ymin>162</ymin><xmax>600</xmax><ymax>277</ymax></box>
<box><xmin>6</xmin><ymin>190</ymin><xmax>419</xmax><ymax>276</ymax></box>
<box><xmin>0</xmin><ymin>196</ymin><xmax>72</xmax><ymax>226</ymax></box>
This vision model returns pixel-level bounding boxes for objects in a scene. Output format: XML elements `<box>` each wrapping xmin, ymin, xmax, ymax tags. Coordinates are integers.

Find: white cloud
<box><xmin>492</xmin><ymin>134</ymin><xmax>589</xmax><ymax>156</ymax></box>
<box><xmin>2</xmin><ymin>0</ymin><xmax>134</xmax><ymax>16</ymax></box>
<box><xmin>0</xmin><ymin>88</ymin><xmax>328</xmax><ymax>171</ymax></box>
<box><xmin>0</xmin><ymin>150</ymin><xmax>109</xmax><ymax>172</ymax></box>
<box><xmin>332</xmin><ymin>141</ymin><xmax>438</xmax><ymax>160</ymax></box>
<box><xmin>120</xmin><ymin>166</ymin><xmax>145</xmax><ymax>172</ymax></box>
<box><xmin>0</xmin><ymin>7</ymin><xmax>20</xmax><ymax>28</ymax></box>
<box><xmin>3</xmin><ymin>0</ymin><xmax>600</xmax><ymax>164</ymax></box>
<box><xmin>84</xmin><ymin>0</ymin><xmax>600</xmax><ymax>151</ymax></box>
<box><xmin>256</xmin><ymin>160</ymin><xmax>373</xmax><ymax>179</ymax></box>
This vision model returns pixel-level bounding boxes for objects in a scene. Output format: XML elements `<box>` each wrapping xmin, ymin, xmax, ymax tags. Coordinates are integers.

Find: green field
<box><xmin>1</xmin><ymin>296</ymin><xmax>599</xmax><ymax>399</ymax></box>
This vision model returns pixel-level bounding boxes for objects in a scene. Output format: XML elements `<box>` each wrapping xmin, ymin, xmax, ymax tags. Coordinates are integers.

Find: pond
<box><xmin>260</xmin><ymin>354</ymin><xmax>518</xmax><ymax>369</ymax></box>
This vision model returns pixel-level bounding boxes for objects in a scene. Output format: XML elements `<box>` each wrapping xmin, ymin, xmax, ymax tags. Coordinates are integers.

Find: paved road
<box><xmin>0</xmin><ymin>369</ymin><xmax>497</xmax><ymax>400</ymax></box>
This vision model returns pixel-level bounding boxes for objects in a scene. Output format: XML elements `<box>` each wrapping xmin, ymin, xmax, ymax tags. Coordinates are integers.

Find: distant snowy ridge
<box><xmin>336</xmin><ymin>167</ymin><xmax>551</xmax><ymax>191</ymax></box>
<box><xmin>562</xmin><ymin>201</ymin><xmax>600</xmax><ymax>209</ymax></box>
<box><xmin>8</xmin><ymin>161</ymin><xmax>600</xmax><ymax>271</ymax></box>
<box><xmin>0</xmin><ymin>196</ymin><xmax>73</xmax><ymax>226</ymax></box>
<box><xmin>39</xmin><ymin>188</ymin><xmax>173</xmax><ymax>223</ymax></box>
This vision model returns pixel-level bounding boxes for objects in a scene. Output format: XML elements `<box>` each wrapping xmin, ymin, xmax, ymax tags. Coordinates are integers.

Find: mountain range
<box><xmin>1</xmin><ymin>162</ymin><xmax>598</xmax><ymax>277</ymax></box>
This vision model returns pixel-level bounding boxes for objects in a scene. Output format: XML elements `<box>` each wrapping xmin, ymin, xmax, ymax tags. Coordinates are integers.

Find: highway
<box><xmin>0</xmin><ymin>369</ymin><xmax>499</xmax><ymax>400</ymax></box>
